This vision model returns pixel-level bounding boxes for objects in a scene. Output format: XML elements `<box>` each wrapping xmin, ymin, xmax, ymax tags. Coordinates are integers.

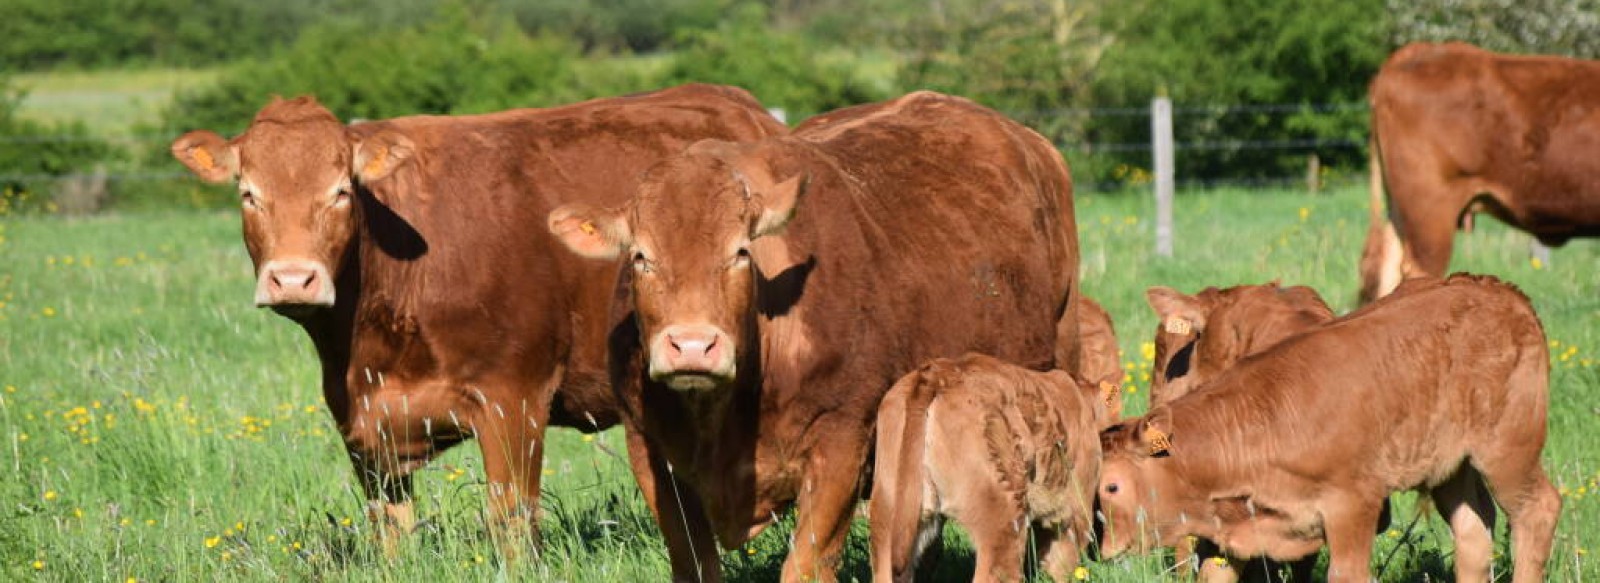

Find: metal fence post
<box><xmin>1152</xmin><ymin>97</ymin><xmax>1174</xmax><ymax>257</ymax></box>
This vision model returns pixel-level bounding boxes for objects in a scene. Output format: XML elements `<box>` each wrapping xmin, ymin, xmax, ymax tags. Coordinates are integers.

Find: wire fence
<box><xmin>0</xmin><ymin>101</ymin><xmax>1375</xmax><ymax>193</ymax></box>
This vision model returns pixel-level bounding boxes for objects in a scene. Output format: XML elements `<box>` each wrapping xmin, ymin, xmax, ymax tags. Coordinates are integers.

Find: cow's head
<box><xmin>1096</xmin><ymin>412</ymin><xmax>1177</xmax><ymax>557</ymax></box>
<box><xmin>549</xmin><ymin>140</ymin><xmax>805</xmax><ymax>391</ymax></box>
<box><xmin>1144</xmin><ymin>283</ymin><xmax>1332</xmax><ymax>407</ymax></box>
<box><xmin>170</xmin><ymin>96</ymin><xmax>413</xmax><ymax>317</ymax></box>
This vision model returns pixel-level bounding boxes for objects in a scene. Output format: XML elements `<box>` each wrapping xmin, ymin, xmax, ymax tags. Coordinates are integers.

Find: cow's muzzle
<box><xmin>255</xmin><ymin>259</ymin><xmax>336</xmax><ymax>308</ymax></box>
<box><xmin>648</xmin><ymin>324</ymin><xmax>736</xmax><ymax>391</ymax></box>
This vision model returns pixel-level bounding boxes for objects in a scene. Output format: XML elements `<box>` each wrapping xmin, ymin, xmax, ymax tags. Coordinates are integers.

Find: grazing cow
<box><xmin>1360</xmin><ymin>42</ymin><xmax>1600</xmax><ymax>303</ymax></box>
<box><xmin>1145</xmin><ymin>282</ymin><xmax>1333</xmax><ymax>409</ymax></box>
<box><xmin>550</xmin><ymin>91</ymin><xmax>1081</xmax><ymax>581</ymax></box>
<box><xmin>169</xmin><ymin>85</ymin><xmax>786</xmax><ymax>551</ymax></box>
<box><xmin>1078</xmin><ymin>296</ymin><xmax>1122</xmax><ymax>410</ymax></box>
<box><xmin>871</xmin><ymin>353</ymin><xmax>1115</xmax><ymax>583</ymax></box>
<box><xmin>1098</xmin><ymin>274</ymin><xmax>1561</xmax><ymax>583</ymax></box>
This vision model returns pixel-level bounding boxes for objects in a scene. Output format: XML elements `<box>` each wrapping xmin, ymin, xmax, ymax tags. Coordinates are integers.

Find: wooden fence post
<box><xmin>1152</xmin><ymin>97</ymin><xmax>1174</xmax><ymax>257</ymax></box>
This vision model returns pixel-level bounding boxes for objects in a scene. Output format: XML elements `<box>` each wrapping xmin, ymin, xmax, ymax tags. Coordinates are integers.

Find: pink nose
<box><xmin>255</xmin><ymin>260</ymin><xmax>335</xmax><ymax>306</ymax></box>
<box><xmin>665</xmin><ymin>329</ymin><xmax>723</xmax><ymax>372</ymax></box>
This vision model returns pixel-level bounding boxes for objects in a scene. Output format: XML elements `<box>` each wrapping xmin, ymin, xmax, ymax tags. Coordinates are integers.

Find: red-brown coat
<box><xmin>871</xmin><ymin>353</ymin><xmax>1111</xmax><ymax>583</ymax></box>
<box><xmin>169</xmin><ymin>85</ymin><xmax>786</xmax><ymax>548</ymax></box>
<box><xmin>1360</xmin><ymin>42</ymin><xmax>1600</xmax><ymax>302</ymax></box>
<box><xmin>1145</xmin><ymin>282</ymin><xmax>1333</xmax><ymax>409</ymax></box>
<box><xmin>551</xmin><ymin>91</ymin><xmax>1081</xmax><ymax>581</ymax></box>
<box><xmin>1098</xmin><ymin>274</ymin><xmax>1561</xmax><ymax>583</ymax></box>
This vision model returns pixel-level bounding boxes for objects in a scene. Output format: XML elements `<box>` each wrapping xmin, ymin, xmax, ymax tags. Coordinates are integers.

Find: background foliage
<box><xmin>5</xmin><ymin>0</ymin><xmax>1600</xmax><ymax>205</ymax></box>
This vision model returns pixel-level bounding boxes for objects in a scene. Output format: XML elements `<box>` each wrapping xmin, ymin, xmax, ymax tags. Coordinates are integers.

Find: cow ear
<box><xmin>1098</xmin><ymin>378</ymin><xmax>1123</xmax><ymax>421</ymax></box>
<box><xmin>1146</xmin><ymin>286</ymin><xmax>1206</xmax><ymax>334</ymax></box>
<box><xmin>549</xmin><ymin>203</ymin><xmax>631</xmax><ymax>260</ymax></box>
<box><xmin>353</xmin><ymin>130</ymin><xmax>415</xmax><ymax>183</ymax></box>
<box><xmin>748</xmin><ymin>173</ymin><xmax>808</xmax><ymax>240</ymax></box>
<box><xmin>1139</xmin><ymin>414</ymin><xmax>1174</xmax><ymax>457</ymax></box>
<box><xmin>171</xmin><ymin>130</ymin><xmax>238</xmax><ymax>183</ymax></box>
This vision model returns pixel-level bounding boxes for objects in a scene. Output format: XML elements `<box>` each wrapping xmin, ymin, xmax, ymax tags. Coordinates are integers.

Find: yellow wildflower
<box><xmin>205</xmin><ymin>536</ymin><xmax>221</xmax><ymax>549</ymax></box>
<box><xmin>43</xmin><ymin>490</ymin><xmax>57</xmax><ymax>501</ymax></box>
<box><xmin>1074</xmin><ymin>566</ymin><xmax>1089</xmax><ymax>580</ymax></box>
<box><xmin>41</xmin><ymin>306</ymin><xmax>56</xmax><ymax>317</ymax></box>
<box><xmin>1531</xmin><ymin>257</ymin><xmax>1544</xmax><ymax>270</ymax></box>
<box><xmin>32</xmin><ymin>560</ymin><xmax>43</xmax><ymax>571</ymax></box>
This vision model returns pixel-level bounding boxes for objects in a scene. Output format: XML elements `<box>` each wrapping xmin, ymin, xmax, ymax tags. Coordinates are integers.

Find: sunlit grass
<box><xmin>1</xmin><ymin>186</ymin><xmax>1596</xmax><ymax>580</ymax></box>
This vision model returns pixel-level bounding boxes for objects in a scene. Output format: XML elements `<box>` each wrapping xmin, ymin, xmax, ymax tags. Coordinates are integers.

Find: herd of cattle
<box><xmin>166</xmin><ymin>41</ymin><xmax>1588</xmax><ymax>582</ymax></box>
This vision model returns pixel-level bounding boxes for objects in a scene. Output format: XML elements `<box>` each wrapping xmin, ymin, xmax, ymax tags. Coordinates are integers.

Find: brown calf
<box><xmin>1099</xmin><ymin>274</ymin><xmax>1560</xmax><ymax>583</ymax></box>
<box><xmin>551</xmin><ymin>91</ymin><xmax>1081</xmax><ymax>581</ymax></box>
<box><xmin>1146</xmin><ymin>282</ymin><xmax>1333</xmax><ymax>409</ymax></box>
<box><xmin>871</xmin><ymin>353</ymin><xmax>1115</xmax><ymax>583</ymax></box>
<box><xmin>1077</xmin><ymin>296</ymin><xmax>1122</xmax><ymax>417</ymax></box>
<box><xmin>170</xmin><ymin>86</ymin><xmax>785</xmax><ymax>552</ymax></box>
<box><xmin>1360</xmin><ymin>42</ymin><xmax>1600</xmax><ymax>302</ymax></box>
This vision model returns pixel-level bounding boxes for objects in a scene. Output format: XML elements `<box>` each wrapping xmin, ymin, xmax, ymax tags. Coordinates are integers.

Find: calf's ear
<box><xmin>1146</xmin><ymin>286</ymin><xmax>1206</xmax><ymax>334</ymax></box>
<box><xmin>171</xmin><ymin>130</ymin><xmax>238</xmax><ymax>183</ymax></box>
<box><xmin>1098</xmin><ymin>378</ymin><xmax>1124</xmax><ymax>421</ymax></box>
<box><xmin>352</xmin><ymin>130</ymin><xmax>415</xmax><ymax>183</ymax></box>
<box><xmin>549</xmin><ymin>204</ymin><xmax>631</xmax><ymax>260</ymax></box>
<box><xmin>1138</xmin><ymin>413</ymin><xmax>1174</xmax><ymax>457</ymax></box>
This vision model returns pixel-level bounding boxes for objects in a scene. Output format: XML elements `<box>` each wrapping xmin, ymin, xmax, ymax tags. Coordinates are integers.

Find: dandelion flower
<box><xmin>41</xmin><ymin>307</ymin><xmax>56</xmax><ymax>317</ymax></box>
<box><xmin>43</xmin><ymin>491</ymin><xmax>57</xmax><ymax>501</ymax></box>
<box><xmin>1531</xmin><ymin>257</ymin><xmax>1544</xmax><ymax>270</ymax></box>
<box><xmin>205</xmin><ymin>536</ymin><xmax>221</xmax><ymax>549</ymax></box>
<box><xmin>32</xmin><ymin>560</ymin><xmax>43</xmax><ymax>571</ymax></box>
<box><xmin>1073</xmin><ymin>566</ymin><xmax>1089</xmax><ymax>580</ymax></box>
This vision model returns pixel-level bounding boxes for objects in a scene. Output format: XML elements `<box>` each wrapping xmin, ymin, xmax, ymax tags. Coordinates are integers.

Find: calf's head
<box><xmin>549</xmin><ymin>141</ymin><xmax>806</xmax><ymax>391</ymax></box>
<box><xmin>1145</xmin><ymin>283</ymin><xmax>1331</xmax><ymax>406</ymax></box>
<box><xmin>1096</xmin><ymin>413</ymin><xmax>1179</xmax><ymax>557</ymax></box>
<box><xmin>170</xmin><ymin>96</ymin><xmax>413</xmax><ymax>315</ymax></box>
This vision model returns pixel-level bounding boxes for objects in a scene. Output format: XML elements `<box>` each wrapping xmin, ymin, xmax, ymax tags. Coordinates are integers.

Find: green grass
<box><xmin>0</xmin><ymin>185</ymin><xmax>1596</xmax><ymax>581</ymax></box>
<box><xmin>11</xmin><ymin>68</ymin><xmax>220</xmax><ymax>135</ymax></box>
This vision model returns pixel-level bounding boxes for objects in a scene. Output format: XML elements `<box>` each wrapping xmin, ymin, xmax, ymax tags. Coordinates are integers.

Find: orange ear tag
<box><xmin>579</xmin><ymin>221</ymin><xmax>598</xmax><ymax>236</ymax></box>
<box><xmin>1143</xmin><ymin>426</ymin><xmax>1172</xmax><ymax>455</ymax></box>
<box><xmin>363</xmin><ymin>146</ymin><xmax>388</xmax><ymax>177</ymax></box>
<box><xmin>193</xmin><ymin>147</ymin><xmax>215</xmax><ymax>170</ymax></box>
<box><xmin>1164</xmin><ymin>317</ymin><xmax>1192</xmax><ymax>335</ymax></box>
<box><xmin>1100</xmin><ymin>381</ymin><xmax>1119</xmax><ymax>407</ymax></box>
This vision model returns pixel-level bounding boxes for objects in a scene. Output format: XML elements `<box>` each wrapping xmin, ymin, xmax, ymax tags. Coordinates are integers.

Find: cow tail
<box><xmin>1358</xmin><ymin>129</ymin><xmax>1403</xmax><ymax>304</ymax></box>
<box><xmin>870</xmin><ymin>367</ymin><xmax>940</xmax><ymax>583</ymax></box>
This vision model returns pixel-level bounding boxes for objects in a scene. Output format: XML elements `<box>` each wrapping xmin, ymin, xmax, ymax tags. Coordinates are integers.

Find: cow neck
<box><xmin>298</xmin><ymin>245</ymin><xmax>360</xmax><ymax>424</ymax></box>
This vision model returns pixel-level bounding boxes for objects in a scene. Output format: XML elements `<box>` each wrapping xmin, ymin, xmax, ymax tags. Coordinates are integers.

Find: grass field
<box><xmin>1</xmin><ymin>185</ymin><xmax>1596</xmax><ymax>581</ymax></box>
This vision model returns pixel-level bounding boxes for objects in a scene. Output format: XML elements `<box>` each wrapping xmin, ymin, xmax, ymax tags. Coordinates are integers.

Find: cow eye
<box><xmin>1105</xmin><ymin>483</ymin><xmax>1120</xmax><ymax>494</ymax></box>
<box><xmin>240</xmin><ymin>190</ymin><xmax>258</xmax><ymax>209</ymax></box>
<box><xmin>731</xmin><ymin>247</ymin><xmax>751</xmax><ymax>268</ymax></box>
<box><xmin>632</xmin><ymin>252</ymin><xmax>652</xmax><ymax>273</ymax></box>
<box><xmin>335</xmin><ymin>186</ymin><xmax>352</xmax><ymax>202</ymax></box>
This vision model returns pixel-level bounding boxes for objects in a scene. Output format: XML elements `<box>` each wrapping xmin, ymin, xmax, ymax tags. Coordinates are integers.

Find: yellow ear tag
<box><xmin>1164</xmin><ymin>317</ymin><xmax>1192</xmax><ymax>335</ymax></box>
<box><xmin>1100</xmin><ymin>381</ymin><xmax>1119</xmax><ymax>408</ymax></box>
<box><xmin>1143</xmin><ymin>426</ymin><xmax>1172</xmax><ymax>455</ymax></box>
<box><xmin>363</xmin><ymin>146</ymin><xmax>388</xmax><ymax>177</ymax></box>
<box><xmin>193</xmin><ymin>147</ymin><xmax>215</xmax><ymax>170</ymax></box>
<box><xmin>579</xmin><ymin>221</ymin><xmax>597</xmax><ymax>236</ymax></box>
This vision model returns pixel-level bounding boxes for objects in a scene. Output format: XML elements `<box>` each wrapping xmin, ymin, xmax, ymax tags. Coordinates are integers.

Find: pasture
<box><xmin>1</xmin><ymin>185</ymin><xmax>1596</xmax><ymax>581</ymax></box>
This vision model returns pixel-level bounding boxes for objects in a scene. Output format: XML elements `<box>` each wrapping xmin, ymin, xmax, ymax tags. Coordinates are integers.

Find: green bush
<box><xmin>0</xmin><ymin>77</ymin><xmax>119</xmax><ymax>214</ymax></box>
<box><xmin>661</xmin><ymin>3</ymin><xmax>892</xmax><ymax>118</ymax></box>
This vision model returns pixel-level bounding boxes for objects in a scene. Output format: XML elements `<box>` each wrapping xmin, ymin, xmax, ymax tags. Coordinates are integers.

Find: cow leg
<box><xmin>783</xmin><ymin>438</ymin><xmax>870</xmax><ymax>582</ymax></box>
<box><xmin>954</xmin><ymin>496</ymin><xmax>1026</xmax><ymax>582</ymax></box>
<box><xmin>1428</xmin><ymin>466</ymin><xmax>1496</xmax><ymax>583</ymax></box>
<box><xmin>1319</xmin><ymin>496</ymin><xmax>1381</xmax><ymax>583</ymax></box>
<box><xmin>624</xmin><ymin>426</ymin><xmax>722</xmax><ymax>583</ymax></box>
<box><xmin>474</xmin><ymin>394</ymin><xmax>553</xmax><ymax>560</ymax></box>
<box><xmin>349</xmin><ymin>448</ymin><xmax>417</xmax><ymax>556</ymax></box>
<box><xmin>1473</xmin><ymin>457</ymin><xmax>1561</xmax><ymax>583</ymax></box>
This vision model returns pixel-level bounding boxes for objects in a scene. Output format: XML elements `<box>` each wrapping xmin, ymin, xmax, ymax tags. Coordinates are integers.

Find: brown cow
<box><xmin>1098</xmin><ymin>274</ymin><xmax>1561</xmax><ymax>583</ymax></box>
<box><xmin>550</xmin><ymin>91</ymin><xmax>1081</xmax><ymax>581</ymax></box>
<box><xmin>1360</xmin><ymin>42</ymin><xmax>1600</xmax><ymax>303</ymax></box>
<box><xmin>870</xmin><ymin>353</ymin><xmax>1115</xmax><ymax>583</ymax></box>
<box><xmin>1146</xmin><ymin>282</ymin><xmax>1333</xmax><ymax>409</ymax></box>
<box><xmin>169</xmin><ymin>85</ymin><xmax>786</xmax><ymax>552</ymax></box>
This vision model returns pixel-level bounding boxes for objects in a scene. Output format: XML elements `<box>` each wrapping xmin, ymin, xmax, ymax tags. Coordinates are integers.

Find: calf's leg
<box><xmin>1320</xmin><ymin>495</ymin><xmax>1382</xmax><ymax>583</ymax></box>
<box><xmin>1430</xmin><ymin>466</ymin><xmax>1496</xmax><ymax>583</ymax></box>
<box><xmin>1474</xmin><ymin>458</ymin><xmax>1561</xmax><ymax>583</ymax></box>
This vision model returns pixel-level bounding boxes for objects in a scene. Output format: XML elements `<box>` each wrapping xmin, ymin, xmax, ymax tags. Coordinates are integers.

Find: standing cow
<box><xmin>1360</xmin><ymin>42</ymin><xmax>1600</xmax><ymax>302</ymax></box>
<box><xmin>169</xmin><ymin>85</ymin><xmax>786</xmax><ymax>552</ymax></box>
<box><xmin>1099</xmin><ymin>274</ymin><xmax>1560</xmax><ymax>583</ymax></box>
<box><xmin>550</xmin><ymin>91</ymin><xmax>1081</xmax><ymax>581</ymax></box>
